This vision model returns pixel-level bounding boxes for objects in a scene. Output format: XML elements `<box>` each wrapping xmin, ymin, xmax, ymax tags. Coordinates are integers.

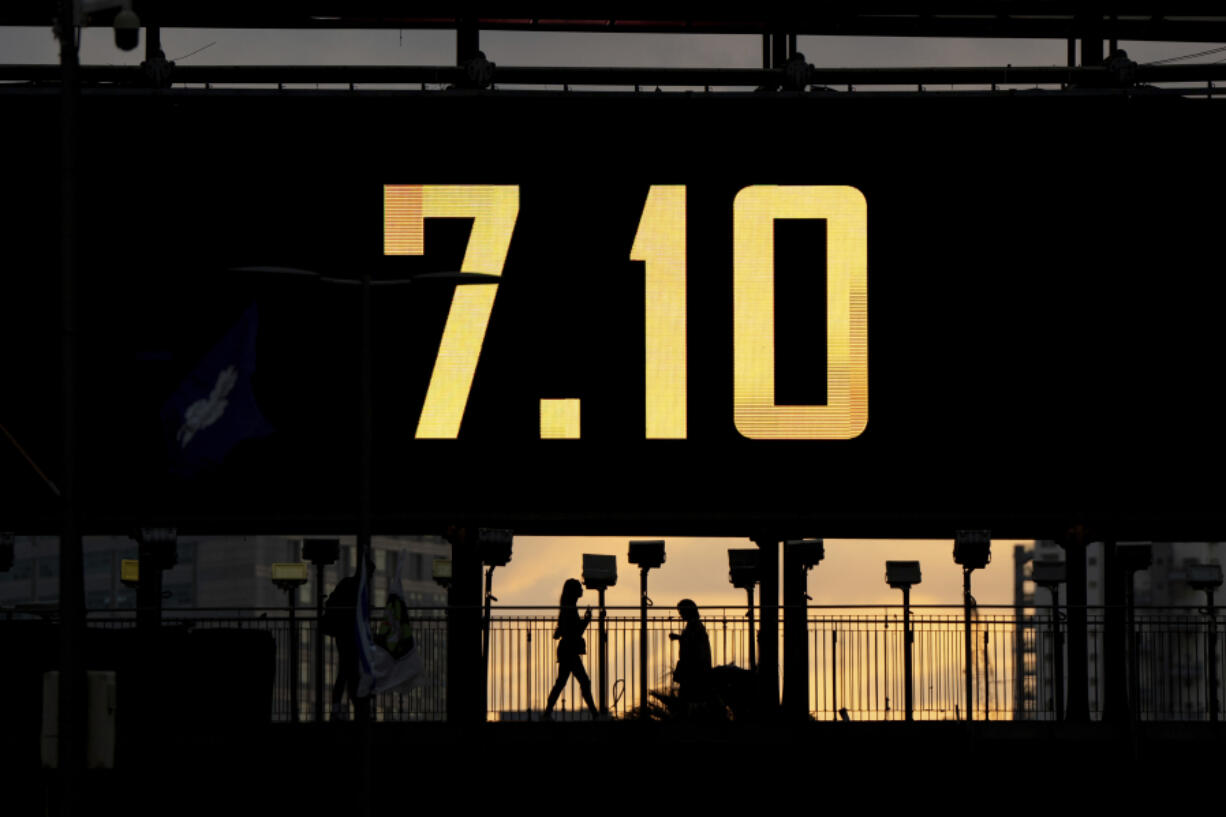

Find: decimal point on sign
<box><xmin>540</xmin><ymin>399</ymin><xmax>581</xmax><ymax>439</ymax></box>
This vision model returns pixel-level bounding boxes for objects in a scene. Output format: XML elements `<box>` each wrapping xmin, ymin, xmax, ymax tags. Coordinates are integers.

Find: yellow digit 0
<box><xmin>732</xmin><ymin>185</ymin><xmax>867</xmax><ymax>440</ymax></box>
<box><xmin>384</xmin><ymin>184</ymin><xmax>519</xmax><ymax>439</ymax></box>
<box><xmin>630</xmin><ymin>185</ymin><xmax>687</xmax><ymax>439</ymax></box>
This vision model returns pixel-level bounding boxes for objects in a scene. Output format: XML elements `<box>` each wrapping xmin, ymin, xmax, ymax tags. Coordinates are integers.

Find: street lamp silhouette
<box><xmin>478</xmin><ymin>529</ymin><xmax>514</xmax><ymax>689</ymax></box>
<box><xmin>628</xmin><ymin>540</ymin><xmax>665</xmax><ymax>717</ymax></box>
<box><xmin>954</xmin><ymin>530</ymin><xmax>990</xmax><ymax>721</ymax></box>
<box><xmin>582</xmin><ymin>554</ymin><xmax>618</xmax><ymax>717</ymax></box>
<box><xmin>271</xmin><ymin>562</ymin><xmax>309</xmax><ymax>722</ymax></box>
<box><xmin>1032</xmin><ymin>559</ymin><xmax>1067</xmax><ymax>720</ymax></box>
<box><xmin>234</xmin><ymin>265</ymin><xmax>497</xmax><ymax>809</ymax></box>
<box><xmin>1186</xmin><ymin>563</ymin><xmax>1223</xmax><ymax>722</ymax></box>
<box><xmin>885</xmin><ymin>560</ymin><xmax>921</xmax><ymax>721</ymax></box>
<box><xmin>728</xmin><ymin>549</ymin><xmax>761</xmax><ymax>672</ymax></box>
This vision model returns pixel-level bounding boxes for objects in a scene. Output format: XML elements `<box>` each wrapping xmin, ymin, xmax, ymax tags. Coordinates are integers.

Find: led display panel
<box><xmin>1</xmin><ymin>90</ymin><xmax>1223</xmax><ymax>538</ymax></box>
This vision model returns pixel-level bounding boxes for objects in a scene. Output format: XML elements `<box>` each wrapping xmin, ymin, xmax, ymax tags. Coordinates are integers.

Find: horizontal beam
<box><xmin>3</xmin><ymin>62</ymin><xmax>1225</xmax><ymax>87</ymax></box>
<box><xmin>3</xmin><ymin>4</ymin><xmax>1226</xmax><ymax>42</ymax></box>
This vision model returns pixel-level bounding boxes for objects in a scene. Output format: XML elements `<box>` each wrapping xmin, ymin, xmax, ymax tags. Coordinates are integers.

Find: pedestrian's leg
<box><xmin>544</xmin><ymin>664</ymin><xmax>572</xmax><ymax>718</ymax></box>
<box><xmin>572</xmin><ymin>660</ymin><xmax>599</xmax><ymax>717</ymax></box>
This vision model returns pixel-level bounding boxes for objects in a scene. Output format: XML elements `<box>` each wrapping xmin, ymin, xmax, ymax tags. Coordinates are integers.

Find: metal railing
<box><xmin>64</xmin><ymin>604</ymin><xmax>1223</xmax><ymax>722</ymax></box>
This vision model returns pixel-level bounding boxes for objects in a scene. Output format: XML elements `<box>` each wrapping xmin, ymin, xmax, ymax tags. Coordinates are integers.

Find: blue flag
<box><xmin>161</xmin><ymin>304</ymin><xmax>274</xmax><ymax>477</ymax></box>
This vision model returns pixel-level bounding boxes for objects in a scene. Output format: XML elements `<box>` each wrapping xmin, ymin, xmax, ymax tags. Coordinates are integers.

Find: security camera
<box><xmin>113</xmin><ymin>8</ymin><xmax>140</xmax><ymax>51</ymax></box>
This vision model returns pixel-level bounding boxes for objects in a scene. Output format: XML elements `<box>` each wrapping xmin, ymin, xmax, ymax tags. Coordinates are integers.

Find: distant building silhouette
<box><xmin>1016</xmin><ymin>539</ymin><xmax>1224</xmax><ymax>720</ymax></box>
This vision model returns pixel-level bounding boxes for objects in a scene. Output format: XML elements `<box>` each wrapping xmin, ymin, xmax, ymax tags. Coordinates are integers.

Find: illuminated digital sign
<box><xmin>1</xmin><ymin>91</ymin><xmax>1223</xmax><ymax>538</ymax></box>
<box><xmin>383</xmin><ymin>183</ymin><xmax>867</xmax><ymax>442</ymax></box>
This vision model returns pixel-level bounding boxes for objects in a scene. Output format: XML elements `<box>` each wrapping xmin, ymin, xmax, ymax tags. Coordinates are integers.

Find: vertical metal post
<box><xmin>314</xmin><ymin>562</ymin><xmax>325</xmax><ymax>722</ymax></box>
<box><xmin>746</xmin><ymin>586</ymin><xmax>757</xmax><ymax>672</ymax></box>
<box><xmin>782</xmin><ymin>544</ymin><xmax>810</xmax><ymax>720</ymax></box>
<box><xmin>146</xmin><ymin>24</ymin><xmax>160</xmax><ymax>61</ymax></box>
<box><xmin>1051</xmin><ymin>585</ymin><xmax>1065</xmax><ymax>720</ymax></box>
<box><xmin>1207</xmin><ymin>589</ymin><xmax>1219</xmax><ymax>723</ymax></box>
<box><xmin>1079</xmin><ymin>11</ymin><xmax>1104</xmax><ymax>66</ymax></box>
<box><xmin>482</xmin><ymin>565</ymin><xmax>495</xmax><ymax>695</ymax></box>
<box><xmin>963</xmin><ymin>567</ymin><xmax>974</xmax><ymax>722</ymax></box>
<box><xmin>903</xmin><ymin>586</ymin><xmax>914</xmax><ymax>722</ymax></box>
<box><xmin>1124</xmin><ymin>567</ymin><xmax>1140</xmax><ymax>721</ymax></box>
<box><xmin>56</xmin><ymin>2</ymin><xmax>85</xmax><ymax>805</ymax></box>
<box><xmin>598</xmin><ymin>586</ymin><xmax>608</xmax><ymax>716</ymax></box>
<box><xmin>756</xmin><ymin>537</ymin><xmax>780</xmax><ymax>713</ymax></box>
<box><xmin>772</xmin><ymin>30</ymin><xmax>787</xmax><ymax>69</ymax></box>
<box><xmin>288</xmin><ymin>586</ymin><xmax>299</xmax><ymax>722</ymax></box>
<box><xmin>1061</xmin><ymin>528</ymin><xmax>1090</xmax><ymax>721</ymax></box>
<box><xmin>457</xmin><ymin>16</ymin><xmax>479</xmax><ymax>64</ymax></box>
<box><xmin>639</xmin><ymin>567</ymin><xmax>649</xmax><ymax>718</ymax></box>
<box><xmin>1103</xmin><ymin>541</ymin><xmax>1126</xmax><ymax>722</ymax></box>
<box><xmin>357</xmin><ymin>273</ymin><xmax>372</xmax><ymax>817</ymax></box>
<box><xmin>983</xmin><ymin>630</ymin><xmax>991</xmax><ymax>720</ymax></box>
<box><xmin>831</xmin><ymin>627</ymin><xmax>838</xmax><ymax>720</ymax></box>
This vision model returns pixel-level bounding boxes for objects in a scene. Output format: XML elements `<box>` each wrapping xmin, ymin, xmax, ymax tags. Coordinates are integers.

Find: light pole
<box><xmin>582</xmin><ymin>554</ymin><xmax>617</xmax><ymax>717</ymax></box>
<box><xmin>1186</xmin><ymin>564</ymin><xmax>1223</xmax><ymax>722</ymax></box>
<box><xmin>234</xmin><ymin>265</ymin><xmax>497</xmax><ymax>814</ymax></box>
<box><xmin>783</xmin><ymin>539</ymin><xmax>823</xmax><ymax>720</ymax></box>
<box><xmin>271</xmin><ymin>562</ymin><xmax>309</xmax><ymax>722</ymax></box>
<box><xmin>1032</xmin><ymin>560</ymin><xmax>1067</xmax><ymax>720</ymax></box>
<box><xmin>478</xmin><ymin>529</ymin><xmax>514</xmax><ymax>699</ymax></box>
<box><xmin>954</xmin><ymin>530</ymin><xmax>991</xmax><ymax>722</ymax></box>
<box><xmin>728</xmin><ymin>549</ymin><xmax>760</xmax><ymax>672</ymax></box>
<box><xmin>628</xmin><ymin>540</ymin><xmax>665</xmax><ymax>717</ymax></box>
<box><xmin>885</xmin><ymin>561</ymin><xmax>922</xmax><ymax>722</ymax></box>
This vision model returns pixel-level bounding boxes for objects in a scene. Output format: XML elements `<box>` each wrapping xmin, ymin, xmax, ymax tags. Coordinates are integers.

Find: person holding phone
<box><xmin>543</xmin><ymin>578</ymin><xmax>599</xmax><ymax>720</ymax></box>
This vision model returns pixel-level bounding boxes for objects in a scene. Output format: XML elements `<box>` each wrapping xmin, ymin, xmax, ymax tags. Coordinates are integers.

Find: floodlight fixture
<box><xmin>1032</xmin><ymin>560</ymin><xmax>1066</xmax><ymax>587</ymax></box>
<box><xmin>728</xmin><ymin>549</ymin><xmax>760</xmax><ymax>589</ymax></box>
<box><xmin>784</xmin><ymin>539</ymin><xmax>824</xmax><ymax>569</ymax></box>
<box><xmin>1186</xmin><ymin>563</ymin><xmax>1224</xmax><ymax>592</ymax></box>
<box><xmin>628</xmin><ymin>540</ymin><xmax>666</xmax><ymax>569</ymax></box>
<box><xmin>953</xmin><ymin>530</ymin><xmax>991</xmax><ymax>571</ymax></box>
<box><xmin>1117</xmin><ymin>542</ymin><xmax>1153</xmax><ymax>574</ymax></box>
<box><xmin>135</xmin><ymin>527</ymin><xmax>178</xmax><ymax>570</ymax></box>
<box><xmin>885</xmin><ymin>561</ymin><xmax>922</xmax><ymax>589</ymax></box>
<box><xmin>628</xmin><ymin>540</ymin><xmax>665</xmax><ymax>717</ymax></box>
<box><xmin>885</xmin><ymin>560</ymin><xmax>921</xmax><ymax>721</ymax></box>
<box><xmin>271</xmin><ymin>562</ymin><xmax>309</xmax><ymax>592</ymax></box>
<box><xmin>432</xmin><ymin>558</ymin><xmax>453</xmax><ymax>589</ymax></box>
<box><xmin>582</xmin><ymin>554</ymin><xmax>618</xmax><ymax>591</ymax></box>
<box><xmin>302</xmin><ymin>538</ymin><xmax>340</xmax><ymax>566</ymax></box>
<box><xmin>478</xmin><ymin>528</ymin><xmax>514</xmax><ymax>567</ymax></box>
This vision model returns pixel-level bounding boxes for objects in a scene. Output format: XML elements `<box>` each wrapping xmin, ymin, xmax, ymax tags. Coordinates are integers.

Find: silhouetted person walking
<box><xmin>543</xmin><ymin>578</ymin><xmax>599</xmax><ymax>720</ymax></box>
<box><xmin>670</xmin><ymin>599</ymin><xmax>712</xmax><ymax>705</ymax></box>
<box><xmin>323</xmin><ymin>555</ymin><xmax>373</xmax><ymax>720</ymax></box>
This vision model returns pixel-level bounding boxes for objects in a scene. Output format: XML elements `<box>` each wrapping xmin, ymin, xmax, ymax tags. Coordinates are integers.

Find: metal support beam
<box><xmin>1102</xmin><ymin>541</ymin><xmax>1126</xmax><ymax>722</ymax></box>
<box><xmin>754</xmin><ymin>536</ymin><xmax>779</xmax><ymax>714</ymax></box>
<box><xmin>782</xmin><ymin>543</ymin><xmax>810</xmax><ymax>720</ymax></box>
<box><xmin>1060</xmin><ymin>527</ymin><xmax>1090</xmax><ymax>722</ymax></box>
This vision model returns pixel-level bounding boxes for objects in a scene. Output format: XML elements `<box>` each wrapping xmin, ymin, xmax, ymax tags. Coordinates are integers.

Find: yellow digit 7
<box><xmin>383</xmin><ymin>185</ymin><xmax>519</xmax><ymax>438</ymax></box>
<box><xmin>733</xmin><ymin>185</ymin><xmax>867</xmax><ymax>440</ymax></box>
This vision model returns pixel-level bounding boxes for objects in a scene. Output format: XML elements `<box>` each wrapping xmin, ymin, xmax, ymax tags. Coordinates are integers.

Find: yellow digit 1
<box><xmin>630</xmin><ymin>185</ymin><xmax>687</xmax><ymax>439</ymax></box>
<box><xmin>383</xmin><ymin>184</ymin><xmax>519</xmax><ymax>438</ymax></box>
<box><xmin>732</xmin><ymin>185</ymin><xmax>867</xmax><ymax>440</ymax></box>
